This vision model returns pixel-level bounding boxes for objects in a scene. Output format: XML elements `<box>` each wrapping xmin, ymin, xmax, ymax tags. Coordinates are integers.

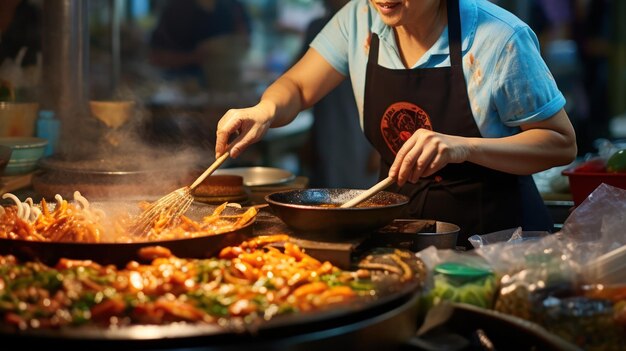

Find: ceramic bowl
<box><xmin>0</xmin><ymin>137</ymin><xmax>48</xmax><ymax>175</ymax></box>
<box><xmin>89</xmin><ymin>100</ymin><xmax>135</xmax><ymax>129</ymax></box>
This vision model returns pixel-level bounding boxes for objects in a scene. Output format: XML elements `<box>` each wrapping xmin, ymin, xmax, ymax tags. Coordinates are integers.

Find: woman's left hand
<box><xmin>389</xmin><ymin>129</ymin><xmax>472</xmax><ymax>186</ymax></box>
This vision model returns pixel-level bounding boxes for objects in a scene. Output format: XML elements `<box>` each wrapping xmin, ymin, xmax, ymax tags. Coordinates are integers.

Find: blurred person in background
<box><xmin>215</xmin><ymin>0</ymin><xmax>577</xmax><ymax>248</ymax></box>
<box><xmin>0</xmin><ymin>0</ymin><xmax>40</xmax><ymax>67</ymax></box>
<box><xmin>571</xmin><ymin>0</ymin><xmax>611</xmax><ymax>155</ymax></box>
<box><xmin>299</xmin><ymin>0</ymin><xmax>380</xmax><ymax>188</ymax></box>
<box><xmin>526</xmin><ymin>0</ymin><xmax>588</xmax><ymax>153</ymax></box>
<box><xmin>526</xmin><ymin>0</ymin><xmax>612</xmax><ymax>156</ymax></box>
<box><xmin>527</xmin><ymin>0</ymin><xmax>573</xmax><ymax>48</ymax></box>
<box><xmin>148</xmin><ymin>0</ymin><xmax>251</xmax><ymax>88</ymax></box>
<box><xmin>0</xmin><ymin>0</ymin><xmax>41</xmax><ymax>101</ymax></box>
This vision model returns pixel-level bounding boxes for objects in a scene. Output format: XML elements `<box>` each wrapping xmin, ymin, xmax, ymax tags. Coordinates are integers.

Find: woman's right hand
<box><xmin>215</xmin><ymin>101</ymin><xmax>275</xmax><ymax>158</ymax></box>
<box><xmin>215</xmin><ymin>48</ymin><xmax>345</xmax><ymax>159</ymax></box>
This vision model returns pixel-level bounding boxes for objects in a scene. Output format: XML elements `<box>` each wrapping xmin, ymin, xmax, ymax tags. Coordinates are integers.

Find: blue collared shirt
<box><xmin>310</xmin><ymin>0</ymin><xmax>565</xmax><ymax>137</ymax></box>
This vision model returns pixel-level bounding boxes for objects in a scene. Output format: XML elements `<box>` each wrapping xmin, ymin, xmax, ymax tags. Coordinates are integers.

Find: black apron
<box><xmin>363</xmin><ymin>0</ymin><xmax>553</xmax><ymax>248</ymax></box>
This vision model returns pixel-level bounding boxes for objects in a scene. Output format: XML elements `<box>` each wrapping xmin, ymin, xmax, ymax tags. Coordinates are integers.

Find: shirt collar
<box><xmin>372</xmin><ymin>0</ymin><xmax>478</xmax><ymax>59</ymax></box>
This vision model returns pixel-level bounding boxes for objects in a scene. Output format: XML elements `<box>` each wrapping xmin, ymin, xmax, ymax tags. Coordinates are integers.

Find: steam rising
<box><xmin>44</xmin><ymin>87</ymin><xmax>219</xmax><ymax>201</ymax></box>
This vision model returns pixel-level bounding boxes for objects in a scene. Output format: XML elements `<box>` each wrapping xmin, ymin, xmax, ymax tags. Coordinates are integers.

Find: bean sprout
<box><xmin>72</xmin><ymin>191</ymin><xmax>106</xmax><ymax>221</ymax></box>
<box><xmin>26</xmin><ymin>198</ymin><xmax>42</xmax><ymax>222</ymax></box>
<box><xmin>54</xmin><ymin>194</ymin><xmax>64</xmax><ymax>207</ymax></box>
<box><xmin>21</xmin><ymin>201</ymin><xmax>30</xmax><ymax>221</ymax></box>
<box><xmin>1</xmin><ymin>193</ymin><xmax>43</xmax><ymax>223</ymax></box>
<box><xmin>73</xmin><ymin>191</ymin><xmax>89</xmax><ymax>210</ymax></box>
<box><xmin>3</xmin><ymin>193</ymin><xmax>24</xmax><ymax>219</ymax></box>
<box><xmin>0</xmin><ymin>192</ymin><xmax>258</xmax><ymax>243</ymax></box>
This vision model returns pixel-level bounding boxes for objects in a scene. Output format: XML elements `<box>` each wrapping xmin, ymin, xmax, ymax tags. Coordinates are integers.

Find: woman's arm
<box><xmin>466</xmin><ymin>108</ymin><xmax>577</xmax><ymax>173</ymax></box>
<box><xmin>390</xmin><ymin>108</ymin><xmax>577</xmax><ymax>185</ymax></box>
<box><xmin>215</xmin><ymin>48</ymin><xmax>345</xmax><ymax>158</ymax></box>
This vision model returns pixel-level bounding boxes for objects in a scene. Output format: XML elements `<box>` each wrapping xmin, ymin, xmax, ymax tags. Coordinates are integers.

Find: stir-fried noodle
<box><xmin>0</xmin><ymin>192</ymin><xmax>257</xmax><ymax>243</ymax></box>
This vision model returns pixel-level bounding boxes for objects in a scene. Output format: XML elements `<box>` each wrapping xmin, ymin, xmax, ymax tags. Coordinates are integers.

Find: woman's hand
<box><xmin>388</xmin><ymin>109</ymin><xmax>577</xmax><ymax>185</ymax></box>
<box><xmin>215</xmin><ymin>101</ymin><xmax>275</xmax><ymax>158</ymax></box>
<box><xmin>214</xmin><ymin>47</ymin><xmax>345</xmax><ymax>159</ymax></box>
<box><xmin>389</xmin><ymin>129</ymin><xmax>472</xmax><ymax>186</ymax></box>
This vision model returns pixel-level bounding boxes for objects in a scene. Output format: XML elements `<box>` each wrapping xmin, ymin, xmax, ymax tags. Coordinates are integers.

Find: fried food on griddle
<box><xmin>0</xmin><ymin>236</ymin><xmax>376</xmax><ymax>330</ymax></box>
<box><xmin>0</xmin><ymin>192</ymin><xmax>257</xmax><ymax>243</ymax></box>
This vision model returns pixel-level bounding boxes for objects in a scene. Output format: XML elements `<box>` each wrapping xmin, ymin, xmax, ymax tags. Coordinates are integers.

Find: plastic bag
<box><xmin>474</xmin><ymin>183</ymin><xmax>626</xmax><ymax>279</ymax></box>
<box><xmin>471</xmin><ymin>183</ymin><xmax>626</xmax><ymax>350</ymax></box>
<box><xmin>561</xmin><ymin>183</ymin><xmax>626</xmax><ymax>251</ymax></box>
<box><xmin>417</xmin><ymin>247</ymin><xmax>497</xmax><ymax>310</ymax></box>
<box><xmin>468</xmin><ymin>227</ymin><xmax>549</xmax><ymax>248</ymax></box>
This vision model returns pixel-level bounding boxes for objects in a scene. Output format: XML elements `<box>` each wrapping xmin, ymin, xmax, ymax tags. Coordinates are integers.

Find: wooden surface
<box><xmin>0</xmin><ymin>173</ymin><xmax>33</xmax><ymax>194</ymax></box>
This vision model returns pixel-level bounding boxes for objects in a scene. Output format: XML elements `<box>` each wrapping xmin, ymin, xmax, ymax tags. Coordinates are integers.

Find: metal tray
<box><xmin>214</xmin><ymin>167</ymin><xmax>295</xmax><ymax>187</ymax></box>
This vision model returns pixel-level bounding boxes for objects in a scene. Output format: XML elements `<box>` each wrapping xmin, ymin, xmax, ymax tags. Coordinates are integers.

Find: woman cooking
<box><xmin>214</xmin><ymin>0</ymin><xmax>577</xmax><ymax>248</ymax></box>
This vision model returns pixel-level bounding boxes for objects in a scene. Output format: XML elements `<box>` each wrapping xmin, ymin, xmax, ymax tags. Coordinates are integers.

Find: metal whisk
<box><xmin>131</xmin><ymin>152</ymin><xmax>230</xmax><ymax>236</ymax></box>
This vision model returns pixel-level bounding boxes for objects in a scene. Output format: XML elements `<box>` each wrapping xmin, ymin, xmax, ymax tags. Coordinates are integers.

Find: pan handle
<box><xmin>340</xmin><ymin>177</ymin><xmax>395</xmax><ymax>208</ymax></box>
<box><xmin>190</xmin><ymin>152</ymin><xmax>230</xmax><ymax>190</ymax></box>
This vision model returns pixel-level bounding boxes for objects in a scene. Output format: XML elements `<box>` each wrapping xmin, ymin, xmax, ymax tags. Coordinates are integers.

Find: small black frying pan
<box><xmin>265</xmin><ymin>188</ymin><xmax>409</xmax><ymax>240</ymax></box>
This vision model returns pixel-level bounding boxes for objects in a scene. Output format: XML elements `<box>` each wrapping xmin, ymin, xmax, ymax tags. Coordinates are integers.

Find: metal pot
<box><xmin>265</xmin><ymin>188</ymin><xmax>409</xmax><ymax>239</ymax></box>
<box><xmin>33</xmin><ymin>155</ymin><xmax>198</xmax><ymax>200</ymax></box>
<box><xmin>372</xmin><ymin>219</ymin><xmax>460</xmax><ymax>252</ymax></box>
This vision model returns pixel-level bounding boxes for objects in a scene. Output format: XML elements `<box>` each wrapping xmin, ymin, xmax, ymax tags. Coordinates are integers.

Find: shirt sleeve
<box><xmin>492</xmin><ymin>26</ymin><xmax>566</xmax><ymax>126</ymax></box>
<box><xmin>309</xmin><ymin>5</ymin><xmax>352</xmax><ymax>76</ymax></box>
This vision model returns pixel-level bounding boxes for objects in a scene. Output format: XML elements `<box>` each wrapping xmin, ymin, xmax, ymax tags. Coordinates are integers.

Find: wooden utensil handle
<box><xmin>340</xmin><ymin>176</ymin><xmax>395</xmax><ymax>208</ymax></box>
<box><xmin>190</xmin><ymin>152</ymin><xmax>230</xmax><ymax>190</ymax></box>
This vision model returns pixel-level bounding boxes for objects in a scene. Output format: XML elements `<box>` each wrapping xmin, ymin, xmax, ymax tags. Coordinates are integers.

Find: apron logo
<box><xmin>380</xmin><ymin>101</ymin><xmax>432</xmax><ymax>154</ymax></box>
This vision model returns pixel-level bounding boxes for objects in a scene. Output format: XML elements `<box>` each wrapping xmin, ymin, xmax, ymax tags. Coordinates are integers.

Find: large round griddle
<box><xmin>0</xmin><ymin>201</ymin><xmax>254</xmax><ymax>267</ymax></box>
<box><xmin>0</xmin><ymin>247</ymin><xmax>425</xmax><ymax>351</ymax></box>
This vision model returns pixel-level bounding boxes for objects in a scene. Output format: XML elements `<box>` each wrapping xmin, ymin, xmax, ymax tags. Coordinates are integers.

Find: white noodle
<box><xmin>20</xmin><ymin>202</ymin><xmax>30</xmax><ymax>221</ymax></box>
<box><xmin>24</xmin><ymin>198</ymin><xmax>41</xmax><ymax>222</ymax></box>
<box><xmin>29</xmin><ymin>206</ymin><xmax>41</xmax><ymax>222</ymax></box>
<box><xmin>91</xmin><ymin>208</ymin><xmax>106</xmax><ymax>222</ymax></box>
<box><xmin>2</xmin><ymin>193</ymin><xmax>23</xmax><ymax>219</ymax></box>
<box><xmin>24</xmin><ymin>197</ymin><xmax>39</xmax><ymax>222</ymax></box>
<box><xmin>54</xmin><ymin>194</ymin><xmax>64</xmax><ymax>208</ymax></box>
<box><xmin>73</xmin><ymin>191</ymin><xmax>89</xmax><ymax>210</ymax></box>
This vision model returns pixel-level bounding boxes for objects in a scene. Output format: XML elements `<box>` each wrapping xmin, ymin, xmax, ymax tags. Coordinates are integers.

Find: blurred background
<box><xmin>0</xmin><ymin>0</ymin><xmax>625</xmax><ymax>191</ymax></box>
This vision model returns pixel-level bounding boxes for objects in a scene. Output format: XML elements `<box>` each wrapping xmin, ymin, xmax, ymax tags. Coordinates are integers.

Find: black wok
<box><xmin>265</xmin><ymin>188</ymin><xmax>409</xmax><ymax>239</ymax></box>
<box><xmin>0</xmin><ymin>201</ymin><xmax>254</xmax><ymax>267</ymax></box>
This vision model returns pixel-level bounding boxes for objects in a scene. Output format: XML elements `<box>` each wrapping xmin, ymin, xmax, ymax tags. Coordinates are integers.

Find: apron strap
<box><xmin>368</xmin><ymin>32</ymin><xmax>380</xmax><ymax>65</ymax></box>
<box><xmin>447</xmin><ymin>0</ymin><xmax>462</xmax><ymax>67</ymax></box>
